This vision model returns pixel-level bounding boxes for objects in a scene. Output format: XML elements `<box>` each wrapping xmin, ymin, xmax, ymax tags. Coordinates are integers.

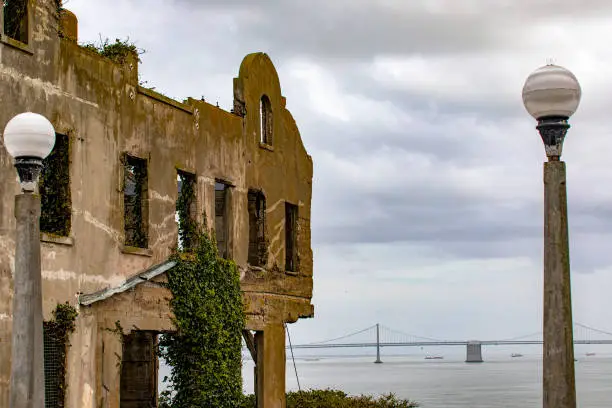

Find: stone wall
<box><xmin>0</xmin><ymin>1</ymin><xmax>313</xmax><ymax>406</ymax></box>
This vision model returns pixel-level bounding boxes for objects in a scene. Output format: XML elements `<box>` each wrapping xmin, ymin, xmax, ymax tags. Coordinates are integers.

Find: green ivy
<box><xmin>176</xmin><ymin>171</ymin><xmax>198</xmax><ymax>251</ymax></box>
<box><xmin>80</xmin><ymin>37</ymin><xmax>142</xmax><ymax>65</ymax></box>
<box><xmin>44</xmin><ymin>302</ymin><xmax>78</xmax><ymax>408</ymax></box>
<box><xmin>40</xmin><ymin>133</ymin><xmax>71</xmax><ymax>237</ymax></box>
<box><xmin>159</xmin><ymin>222</ymin><xmax>245</xmax><ymax>407</ymax></box>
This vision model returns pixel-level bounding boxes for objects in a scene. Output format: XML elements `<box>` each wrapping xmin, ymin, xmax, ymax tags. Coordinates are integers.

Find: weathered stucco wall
<box><xmin>0</xmin><ymin>1</ymin><xmax>313</xmax><ymax>406</ymax></box>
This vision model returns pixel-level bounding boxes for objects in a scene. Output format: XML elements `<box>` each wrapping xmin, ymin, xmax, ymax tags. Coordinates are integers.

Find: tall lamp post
<box><xmin>522</xmin><ymin>64</ymin><xmax>581</xmax><ymax>408</ymax></box>
<box><xmin>3</xmin><ymin>113</ymin><xmax>56</xmax><ymax>408</ymax></box>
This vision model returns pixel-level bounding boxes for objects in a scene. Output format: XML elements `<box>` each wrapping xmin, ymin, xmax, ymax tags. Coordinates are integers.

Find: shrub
<box><xmin>240</xmin><ymin>389</ymin><xmax>419</xmax><ymax>408</ymax></box>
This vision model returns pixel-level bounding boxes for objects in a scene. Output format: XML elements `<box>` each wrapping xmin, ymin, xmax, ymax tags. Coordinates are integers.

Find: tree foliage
<box><xmin>158</xmin><ymin>223</ymin><xmax>245</xmax><ymax>407</ymax></box>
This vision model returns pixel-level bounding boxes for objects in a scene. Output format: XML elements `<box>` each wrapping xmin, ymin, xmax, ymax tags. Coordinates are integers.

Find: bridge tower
<box><xmin>466</xmin><ymin>341</ymin><xmax>483</xmax><ymax>363</ymax></box>
<box><xmin>374</xmin><ymin>323</ymin><xmax>383</xmax><ymax>364</ymax></box>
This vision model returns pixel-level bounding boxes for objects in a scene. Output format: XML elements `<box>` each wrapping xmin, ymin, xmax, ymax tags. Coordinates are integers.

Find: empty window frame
<box><xmin>3</xmin><ymin>0</ymin><xmax>29</xmax><ymax>44</ymax></box>
<box><xmin>259</xmin><ymin>95</ymin><xmax>273</xmax><ymax>145</ymax></box>
<box><xmin>40</xmin><ymin>133</ymin><xmax>71</xmax><ymax>236</ymax></box>
<box><xmin>120</xmin><ymin>331</ymin><xmax>158</xmax><ymax>408</ymax></box>
<box><xmin>285</xmin><ymin>202</ymin><xmax>298</xmax><ymax>272</ymax></box>
<box><xmin>247</xmin><ymin>190</ymin><xmax>266</xmax><ymax>266</ymax></box>
<box><xmin>176</xmin><ymin>170</ymin><xmax>197</xmax><ymax>250</ymax></box>
<box><xmin>123</xmin><ymin>155</ymin><xmax>148</xmax><ymax>248</ymax></box>
<box><xmin>215</xmin><ymin>181</ymin><xmax>231</xmax><ymax>259</ymax></box>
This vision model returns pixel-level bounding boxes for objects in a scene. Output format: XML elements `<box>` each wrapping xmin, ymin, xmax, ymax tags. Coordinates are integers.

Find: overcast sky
<box><xmin>67</xmin><ymin>0</ymin><xmax>612</xmax><ymax>344</ymax></box>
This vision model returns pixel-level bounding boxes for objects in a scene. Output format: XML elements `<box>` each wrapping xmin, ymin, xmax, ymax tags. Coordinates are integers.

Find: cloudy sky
<box><xmin>67</xmin><ymin>0</ymin><xmax>612</xmax><ymax>344</ymax></box>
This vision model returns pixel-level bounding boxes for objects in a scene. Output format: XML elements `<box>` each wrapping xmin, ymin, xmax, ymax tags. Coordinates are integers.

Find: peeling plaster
<box><xmin>81</xmin><ymin>210</ymin><xmax>120</xmax><ymax>242</ymax></box>
<box><xmin>149</xmin><ymin>189</ymin><xmax>175</xmax><ymax>204</ymax></box>
<box><xmin>0</xmin><ymin>313</ymin><xmax>10</xmax><ymax>321</ymax></box>
<box><xmin>42</xmin><ymin>268</ymin><xmax>125</xmax><ymax>288</ymax></box>
<box><xmin>266</xmin><ymin>198</ymin><xmax>284</xmax><ymax>214</ymax></box>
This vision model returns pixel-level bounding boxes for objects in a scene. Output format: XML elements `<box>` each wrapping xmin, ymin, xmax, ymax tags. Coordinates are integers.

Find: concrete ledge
<box><xmin>40</xmin><ymin>233</ymin><xmax>74</xmax><ymax>246</ymax></box>
<box><xmin>137</xmin><ymin>86</ymin><xmax>194</xmax><ymax>114</ymax></box>
<box><xmin>285</xmin><ymin>270</ymin><xmax>299</xmax><ymax>276</ymax></box>
<box><xmin>259</xmin><ymin>142</ymin><xmax>274</xmax><ymax>152</ymax></box>
<box><xmin>121</xmin><ymin>245</ymin><xmax>153</xmax><ymax>257</ymax></box>
<box><xmin>0</xmin><ymin>35</ymin><xmax>34</xmax><ymax>55</ymax></box>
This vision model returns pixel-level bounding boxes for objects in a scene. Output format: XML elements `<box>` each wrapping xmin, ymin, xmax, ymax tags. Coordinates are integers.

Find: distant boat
<box><xmin>425</xmin><ymin>355</ymin><xmax>444</xmax><ymax>360</ymax></box>
<box><xmin>586</xmin><ymin>353</ymin><xmax>596</xmax><ymax>357</ymax></box>
<box><xmin>511</xmin><ymin>353</ymin><xmax>524</xmax><ymax>358</ymax></box>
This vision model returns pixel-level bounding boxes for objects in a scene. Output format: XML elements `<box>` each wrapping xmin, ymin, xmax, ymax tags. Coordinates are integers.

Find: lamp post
<box><xmin>522</xmin><ymin>64</ymin><xmax>581</xmax><ymax>408</ymax></box>
<box><xmin>3</xmin><ymin>112</ymin><xmax>56</xmax><ymax>408</ymax></box>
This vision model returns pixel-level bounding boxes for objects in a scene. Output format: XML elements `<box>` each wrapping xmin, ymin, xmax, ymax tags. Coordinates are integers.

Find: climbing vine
<box><xmin>176</xmin><ymin>171</ymin><xmax>198</xmax><ymax>251</ymax></box>
<box><xmin>39</xmin><ymin>133</ymin><xmax>71</xmax><ymax>237</ymax></box>
<box><xmin>43</xmin><ymin>302</ymin><xmax>78</xmax><ymax>408</ymax></box>
<box><xmin>158</xmin><ymin>221</ymin><xmax>245</xmax><ymax>407</ymax></box>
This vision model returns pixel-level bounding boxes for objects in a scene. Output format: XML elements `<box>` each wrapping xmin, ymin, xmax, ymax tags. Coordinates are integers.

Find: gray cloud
<box><xmin>66</xmin><ymin>0</ymin><xmax>612</xmax><ymax>343</ymax></box>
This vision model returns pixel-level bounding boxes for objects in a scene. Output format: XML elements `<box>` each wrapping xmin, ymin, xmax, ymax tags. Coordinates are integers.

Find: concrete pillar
<box><xmin>10</xmin><ymin>194</ymin><xmax>44</xmax><ymax>408</ymax></box>
<box><xmin>543</xmin><ymin>161</ymin><xmax>576</xmax><ymax>408</ymax></box>
<box><xmin>255</xmin><ymin>324</ymin><xmax>286</xmax><ymax>408</ymax></box>
<box><xmin>465</xmin><ymin>341</ymin><xmax>483</xmax><ymax>363</ymax></box>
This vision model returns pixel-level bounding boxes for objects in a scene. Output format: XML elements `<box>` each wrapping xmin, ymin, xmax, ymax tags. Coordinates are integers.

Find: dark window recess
<box><xmin>260</xmin><ymin>95</ymin><xmax>273</xmax><ymax>145</ymax></box>
<box><xmin>176</xmin><ymin>170</ymin><xmax>197</xmax><ymax>250</ymax></box>
<box><xmin>43</xmin><ymin>325</ymin><xmax>66</xmax><ymax>408</ymax></box>
<box><xmin>247</xmin><ymin>190</ymin><xmax>267</xmax><ymax>266</ymax></box>
<box><xmin>3</xmin><ymin>0</ymin><xmax>28</xmax><ymax>44</ymax></box>
<box><xmin>120</xmin><ymin>331</ymin><xmax>158</xmax><ymax>408</ymax></box>
<box><xmin>123</xmin><ymin>155</ymin><xmax>148</xmax><ymax>248</ymax></box>
<box><xmin>285</xmin><ymin>202</ymin><xmax>298</xmax><ymax>272</ymax></box>
<box><xmin>215</xmin><ymin>181</ymin><xmax>230</xmax><ymax>259</ymax></box>
<box><xmin>40</xmin><ymin>133</ymin><xmax>71</xmax><ymax>236</ymax></box>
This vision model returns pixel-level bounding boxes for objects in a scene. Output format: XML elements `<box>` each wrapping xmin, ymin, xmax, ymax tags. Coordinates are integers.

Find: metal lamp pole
<box><xmin>522</xmin><ymin>64</ymin><xmax>582</xmax><ymax>408</ymax></box>
<box><xmin>3</xmin><ymin>113</ymin><xmax>56</xmax><ymax>408</ymax></box>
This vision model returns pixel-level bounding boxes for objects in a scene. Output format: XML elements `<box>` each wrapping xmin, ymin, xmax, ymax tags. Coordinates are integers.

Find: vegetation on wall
<box><xmin>158</xmin><ymin>220</ymin><xmax>245</xmax><ymax>407</ymax></box>
<box><xmin>80</xmin><ymin>37</ymin><xmax>142</xmax><ymax>65</ymax></box>
<box><xmin>43</xmin><ymin>303</ymin><xmax>78</xmax><ymax>408</ymax></box>
<box><xmin>241</xmin><ymin>389</ymin><xmax>419</xmax><ymax>408</ymax></box>
<box><xmin>176</xmin><ymin>171</ymin><xmax>198</xmax><ymax>251</ymax></box>
<box><xmin>40</xmin><ymin>133</ymin><xmax>72</xmax><ymax>237</ymax></box>
<box><xmin>3</xmin><ymin>0</ymin><xmax>28</xmax><ymax>43</ymax></box>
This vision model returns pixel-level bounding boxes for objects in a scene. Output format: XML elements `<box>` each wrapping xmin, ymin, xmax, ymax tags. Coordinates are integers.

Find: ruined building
<box><xmin>0</xmin><ymin>1</ymin><xmax>314</xmax><ymax>407</ymax></box>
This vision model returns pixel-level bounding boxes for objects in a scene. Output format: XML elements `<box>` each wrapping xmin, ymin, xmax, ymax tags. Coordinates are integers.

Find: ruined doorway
<box><xmin>120</xmin><ymin>331</ymin><xmax>158</xmax><ymax>408</ymax></box>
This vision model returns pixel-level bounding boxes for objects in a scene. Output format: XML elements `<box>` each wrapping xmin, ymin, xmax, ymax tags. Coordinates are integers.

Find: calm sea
<box><xmin>240</xmin><ymin>347</ymin><xmax>612</xmax><ymax>408</ymax></box>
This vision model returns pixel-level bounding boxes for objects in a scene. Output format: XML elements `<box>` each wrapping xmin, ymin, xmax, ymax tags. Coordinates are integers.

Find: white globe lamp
<box><xmin>3</xmin><ymin>112</ymin><xmax>56</xmax><ymax>192</ymax></box>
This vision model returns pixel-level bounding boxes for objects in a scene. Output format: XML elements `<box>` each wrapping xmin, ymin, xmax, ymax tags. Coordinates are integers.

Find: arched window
<box><xmin>259</xmin><ymin>95</ymin><xmax>273</xmax><ymax>145</ymax></box>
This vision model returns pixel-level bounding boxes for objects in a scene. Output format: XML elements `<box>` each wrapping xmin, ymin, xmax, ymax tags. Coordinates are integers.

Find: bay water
<box><xmin>240</xmin><ymin>346</ymin><xmax>612</xmax><ymax>407</ymax></box>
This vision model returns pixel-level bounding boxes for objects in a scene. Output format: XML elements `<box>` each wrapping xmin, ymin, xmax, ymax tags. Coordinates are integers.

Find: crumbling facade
<box><xmin>0</xmin><ymin>1</ymin><xmax>314</xmax><ymax>407</ymax></box>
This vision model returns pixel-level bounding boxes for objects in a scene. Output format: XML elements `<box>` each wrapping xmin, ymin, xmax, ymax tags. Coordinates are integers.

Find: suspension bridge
<box><xmin>288</xmin><ymin>322</ymin><xmax>612</xmax><ymax>363</ymax></box>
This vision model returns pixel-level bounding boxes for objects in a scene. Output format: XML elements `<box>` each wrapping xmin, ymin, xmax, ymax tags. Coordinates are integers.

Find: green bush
<box><xmin>240</xmin><ymin>389</ymin><xmax>419</xmax><ymax>408</ymax></box>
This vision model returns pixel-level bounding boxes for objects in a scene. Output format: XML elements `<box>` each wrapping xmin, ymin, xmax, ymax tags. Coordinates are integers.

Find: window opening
<box><xmin>247</xmin><ymin>190</ymin><xmax>267</xmax><ymax>266</ymax></box>
<box><xmin>40</xmin><ymin>133</ymin><xmax>71</xmax><ymax>236</ymax></box>
<box><xmin>285</xmin><ymin>202</ymin><xmax>298</xmax><ymax>272</ymax></box>
<box><xmin>120</xmin><ymin>331</ymin><xmax>158</xmax><ymax>408</ymax></box>
<box><xmin>3</xmin><ymin>0</ymin><xmax>29</xmax><ymax>44</ymax></box>
<box><xmin>176</xmin><ymin>170</ymin><xmax>197</xmax><ymax>251</ymax></box>
<box><xmin>259</xmin><ymin>95</ymin><xmax>273</xmax><ymax>145</ymax></box>
<box><xmin>215</xmin><ymin>181</ymin><xmax>230</xmax><ymax>258</ymax></box>
<box><xmin>124</xmin><ymin>155</ymin><xmax>148</xmax><ymax>248</ymax></box>
<box><xmin>43</xmin><ymin>325</ymin><xmax>65</xmax><ymax>407</ymax></box>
